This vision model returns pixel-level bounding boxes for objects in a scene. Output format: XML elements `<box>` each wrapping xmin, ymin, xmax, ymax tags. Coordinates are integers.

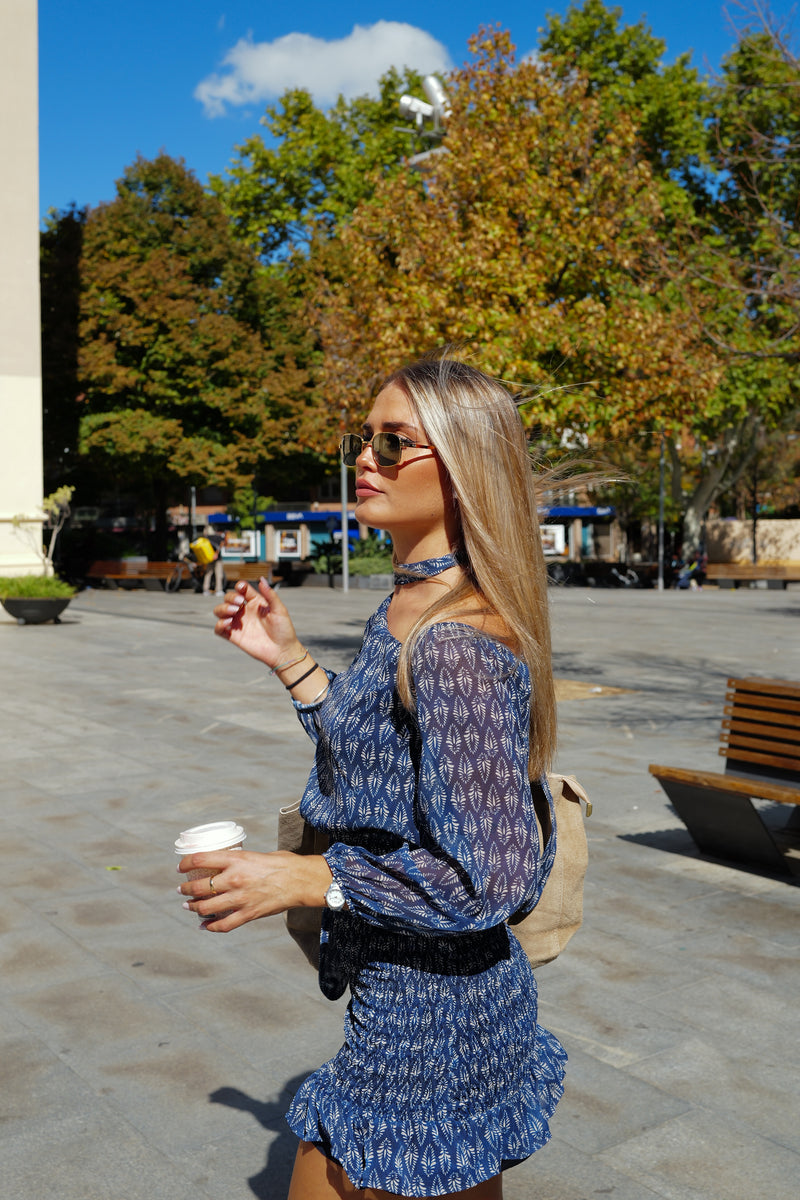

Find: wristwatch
<box><xmin>324</xmin><ymin>879</ymin><xmax>347</xmax><ymax>911</ymax></box>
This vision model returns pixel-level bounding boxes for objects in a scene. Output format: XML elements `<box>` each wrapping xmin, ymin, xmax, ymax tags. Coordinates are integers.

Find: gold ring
<box><xmin>208</xmin><ymin>874</ymin><xmax>218</xmax><ymax>895</ymax></box>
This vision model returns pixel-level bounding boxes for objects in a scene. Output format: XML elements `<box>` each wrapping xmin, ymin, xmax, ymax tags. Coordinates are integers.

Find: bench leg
<box><xmin>655</xmin><ymin>778</ymin><xmax>792</xmax><ymax>875</ymax></box>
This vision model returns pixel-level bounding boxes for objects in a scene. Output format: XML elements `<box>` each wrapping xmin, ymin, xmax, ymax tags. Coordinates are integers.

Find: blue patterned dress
<box><xmin>285</xmin><ymin>561</ymin><xmax>566</xmax><ymax>1196</ymax></box>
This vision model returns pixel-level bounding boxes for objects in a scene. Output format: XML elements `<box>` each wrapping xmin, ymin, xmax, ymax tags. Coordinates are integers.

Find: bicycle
<box><xmin>165</xmin><ymin>554</ymin><xmax>205</xmax><ymax>593</ymax></box>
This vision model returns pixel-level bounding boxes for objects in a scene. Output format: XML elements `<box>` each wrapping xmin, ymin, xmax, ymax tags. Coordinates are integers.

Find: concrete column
<box><xmin>0</xmin><ymin>0</ymin><xmax>44</xmax><ymax>580</ymax></box>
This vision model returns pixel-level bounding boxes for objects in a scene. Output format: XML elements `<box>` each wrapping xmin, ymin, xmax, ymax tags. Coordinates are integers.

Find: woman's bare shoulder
<box><xmin>437</xmin><ymin>603</ymin><xmax>515</xmax><ymax>648</ymax></box>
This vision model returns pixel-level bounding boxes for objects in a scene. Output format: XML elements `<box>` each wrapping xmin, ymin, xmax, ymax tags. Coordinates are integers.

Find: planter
<box><xmin>1</xmin><ymin>597</ymin><xmax>72</xmax><ymax>625</ymax></box>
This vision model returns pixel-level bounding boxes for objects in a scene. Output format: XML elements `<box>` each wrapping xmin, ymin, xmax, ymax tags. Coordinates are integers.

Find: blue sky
<box><xmin>39</xmin><ymin>1</ymin><xmax>744</xmax><ymax>221</ymax></box>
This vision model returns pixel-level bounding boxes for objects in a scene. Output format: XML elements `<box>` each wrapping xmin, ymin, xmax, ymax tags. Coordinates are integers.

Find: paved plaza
<box><xmin>1</xmin><ymin>581</ymin><xmax>799</xmax><ymax>1199</ymax></box>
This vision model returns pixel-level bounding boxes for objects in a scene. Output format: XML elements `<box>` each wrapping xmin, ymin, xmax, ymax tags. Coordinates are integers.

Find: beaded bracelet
<box><xmin>283</xmin><ymin>662</ymin><xmax>318</xmax><ymax>691</ymax></box>
<box><xmin>270</xmin><ymin>648</ymin><xmax>308</xmax><ymax>676</ymax></box>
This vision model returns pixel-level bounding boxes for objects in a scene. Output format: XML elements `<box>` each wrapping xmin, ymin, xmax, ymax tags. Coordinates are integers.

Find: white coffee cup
<box><xmin>175</xmin><ymin>821</ymin><xmax>246</xmax><ymax>919</ymax></box>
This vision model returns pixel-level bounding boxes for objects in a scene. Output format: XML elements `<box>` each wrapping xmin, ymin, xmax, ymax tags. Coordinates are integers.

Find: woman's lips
<box><xmin>355</xmin><ymin>479</ymin><xmax>382</xmax><ymax>496</ymax></box>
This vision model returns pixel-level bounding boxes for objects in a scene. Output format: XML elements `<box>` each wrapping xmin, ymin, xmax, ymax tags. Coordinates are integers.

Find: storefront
<box><xmin>206</xmin><ymin>508</ymin><xmax>361</xmax><ymax>563</ymax></box>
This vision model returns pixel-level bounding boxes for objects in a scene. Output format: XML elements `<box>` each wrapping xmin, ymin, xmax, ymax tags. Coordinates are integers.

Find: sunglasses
<box><xmin>340</xmin><ymin>432</ymin><xmax>435</xmax><ymax>467</ymax></box>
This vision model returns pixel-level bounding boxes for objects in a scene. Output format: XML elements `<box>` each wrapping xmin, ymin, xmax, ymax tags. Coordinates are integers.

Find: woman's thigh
<box><xmin>287</xmin><ymin>1140</ymin><xmax>503</xmax><ymax>1200</ymax></box>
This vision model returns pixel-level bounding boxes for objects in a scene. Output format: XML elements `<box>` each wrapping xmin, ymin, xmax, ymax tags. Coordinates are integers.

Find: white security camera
<box><xmin>398</xmin><ymin>94</ymin><xmax>435</xmax><ymax>129</ymax></box>
<box><xmin>422</xmin><ymin>76</ymin><xmax>451</xmax><ymax>122</ymax></box>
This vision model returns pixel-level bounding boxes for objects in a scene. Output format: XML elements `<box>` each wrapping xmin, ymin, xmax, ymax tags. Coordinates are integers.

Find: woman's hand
<box><xmin>213</xmin><ymin>578</ymin><xmax>302</xmax><ymax>669</ymax></box>
<box><xmin>177</xmin><ymin>849</ymin><xmax>333</xmax><ymax>933</ymax></box>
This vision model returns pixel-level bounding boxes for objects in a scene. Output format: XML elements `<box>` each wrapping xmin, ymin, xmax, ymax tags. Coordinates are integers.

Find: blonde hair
<box><xmin>385</xmin><ymin>355</ymin><xmax>556</xmax><ymax>779</ymax></box>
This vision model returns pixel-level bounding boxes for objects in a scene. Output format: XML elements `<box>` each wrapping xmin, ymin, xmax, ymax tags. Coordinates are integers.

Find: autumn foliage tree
<box><xmin>77</xmin><ymin>153</ymin><xmax>311</xmax><ymax>549</ymax></box>
<box><xmin>311</xmin><ymin>29</ymin><xmax>720</xmax><ymax>453</ymax></box>
<box><xmin>658</xmin><ymin>6</ymin><xmax>800</xmax><ymax>548</ymax></box>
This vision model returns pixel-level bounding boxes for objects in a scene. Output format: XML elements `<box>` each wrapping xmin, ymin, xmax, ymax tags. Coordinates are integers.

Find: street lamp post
<box><xmin>340</xmin><ymin>407</ymin><xmax>349</xmax><ymax>593</ymax></box>
<box><xmin>657</xmin><ymin>431</ymin><xmax>666</xmax><ymax>591</ymax></box>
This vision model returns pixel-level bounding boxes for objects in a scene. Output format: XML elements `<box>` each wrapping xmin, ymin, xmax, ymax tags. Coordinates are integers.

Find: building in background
<box><xmin>0</xmin><ymin>0</ymin><xmax>44</xmax><ymax>578</ymax></box>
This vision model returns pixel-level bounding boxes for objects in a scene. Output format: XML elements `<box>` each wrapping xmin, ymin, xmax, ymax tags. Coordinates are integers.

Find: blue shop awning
<box><xmin>539</xmin><ymin>506</ymin><xmax>615</xmax><ymax>519</ymax></box>
<box><xmin>208</xmin><ymin>509</ymin><xmax>360</xmax><ymax>525</ymax></box>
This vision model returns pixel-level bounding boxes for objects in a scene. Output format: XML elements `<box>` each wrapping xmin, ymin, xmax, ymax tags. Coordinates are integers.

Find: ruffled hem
<box><xmin>286</xmin><ymin>1028</ymin><xmax>566</xmax><ymax>1197</ymax></box>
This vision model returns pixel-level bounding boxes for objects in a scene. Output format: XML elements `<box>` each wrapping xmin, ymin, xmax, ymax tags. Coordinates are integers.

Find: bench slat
<box><xmin>650</xmin><ymin>763</ymin><xmax>800</xmax><ymax>805</ymax></box>
<box><xmin>722</xmin><ymin>717</ymin><xmax>800</xmax><ymax>746</ymax></box>
<box><xmin>719</xmin><ymin>745</ymin><xmax>800</xmax><ymax>772</ymax></box>
<box><xmin>727</xmin><ymin>677</ymin><xmax>800</xmax><ymax>701</ymax></box>
<box><xmin>723</xmin><ymin>703</ymin><xmax>800</xmax><ymax>727</ymax></box>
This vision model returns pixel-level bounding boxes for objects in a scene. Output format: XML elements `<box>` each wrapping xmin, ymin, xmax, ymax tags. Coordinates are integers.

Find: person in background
<box><xmin>202</xmin><ymin>524</ymin><xmax>224</xmax><ymax>596</ymax></box>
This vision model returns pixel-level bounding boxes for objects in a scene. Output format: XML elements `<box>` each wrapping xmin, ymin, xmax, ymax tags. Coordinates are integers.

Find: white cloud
<box><xmin>195</xmin><ymin>21</ymin><xmax>452</xmax><ymax>116</ymax></box>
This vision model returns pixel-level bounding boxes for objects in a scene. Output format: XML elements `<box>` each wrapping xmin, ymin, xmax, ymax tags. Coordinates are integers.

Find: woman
<box><xmin>178</xmin><ymin>356</ymin><xmax>566</xmax><ymax>1199</ymax></box>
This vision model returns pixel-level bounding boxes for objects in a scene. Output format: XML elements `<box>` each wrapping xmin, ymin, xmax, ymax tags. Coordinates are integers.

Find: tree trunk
<box><xmin>680</xmin><ymin>417</ymin><xmax>762</xmax><ymax>556</ymax></box>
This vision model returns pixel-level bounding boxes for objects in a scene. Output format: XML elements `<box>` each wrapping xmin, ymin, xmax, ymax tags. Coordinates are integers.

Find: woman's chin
<box><xmin>354</xmin><ymin>495</ymin><xmax>385</xmax><ymax>523</ymax></box>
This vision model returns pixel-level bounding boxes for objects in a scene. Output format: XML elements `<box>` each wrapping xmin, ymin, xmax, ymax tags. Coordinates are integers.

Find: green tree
<box><xmin>312</xmin><ymin>29</ymin><xmax>719</xmax><ymax>451</ymax></box>
<box><xmin>540</xmin><ymin>0</ymin><xmax>708</xmax><ymax>193</ymax></box>
<box><xmin>77</xmin><ymin>153</ymin><xmax>307</xmax><ymax>552</ymax></box>
<box><xmin>210</xmin><ymin>67</ymin><xmax>432</xmax><ymax>259</ymax></box>
<box><xmin>664</xmin><ymin>9</ymin><xmax>800</xmax><ymax>550</ymax></box>
<box><xmin>40</xmin><ymin>204</ymin><xmax>86</xmax><ymax>492</ymax></box>
<box><xmin>539</xmin><ymin>1</ymin><xmax>799</xmax><ymax>553</ymax></box>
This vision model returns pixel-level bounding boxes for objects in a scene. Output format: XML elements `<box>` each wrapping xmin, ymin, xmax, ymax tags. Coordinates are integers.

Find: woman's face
<box><xmin>352</xmin><ymin>383</ymin><xmax>453</xmax><ymax>548</ymax></box>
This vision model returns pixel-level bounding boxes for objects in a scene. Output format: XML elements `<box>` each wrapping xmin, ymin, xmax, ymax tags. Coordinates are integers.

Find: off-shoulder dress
<box><xmin>285</xmin><ymin>582</ymin><xmax>566</xmax><ymax>1197</ymax></box>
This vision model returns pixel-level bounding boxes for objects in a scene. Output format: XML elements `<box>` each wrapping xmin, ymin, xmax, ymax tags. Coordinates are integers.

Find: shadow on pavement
<box><xmin>211</xmin><ymin>1074</ymin><xmax>309</xmax><ymax>1200</ymax></box>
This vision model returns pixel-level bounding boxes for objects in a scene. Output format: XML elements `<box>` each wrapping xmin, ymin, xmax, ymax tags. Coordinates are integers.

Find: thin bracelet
<box><xmin>270</xmin><ymin>649</ymin><xmax>308</xmax><ymax>676</ymax></box>
<box><xmin>307</xmin><ymin>680</ymin><xmax>331</xmax><ymax>706</ymax></box>
<box><xmin>284</xmin><ymin>662</ymin><xmax>318</xmax><ymax>691</ymax></box>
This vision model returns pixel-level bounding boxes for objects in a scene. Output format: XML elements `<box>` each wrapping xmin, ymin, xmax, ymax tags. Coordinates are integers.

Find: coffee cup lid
<box><xmin>174</xmin><ymin>821</ymin><xmax>246</xmax><ymax>853</ymax></box>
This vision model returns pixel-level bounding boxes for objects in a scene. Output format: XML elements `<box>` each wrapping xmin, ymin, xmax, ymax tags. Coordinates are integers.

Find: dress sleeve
<box><xmin>293</xmin><ymin>669</ymin><xmax>337</xmax><ymax>744</ymax></box>
<box><xmin>323</xmin><ymin>627</ymin><xmax>545</xmax><ymax>933</ymax></box>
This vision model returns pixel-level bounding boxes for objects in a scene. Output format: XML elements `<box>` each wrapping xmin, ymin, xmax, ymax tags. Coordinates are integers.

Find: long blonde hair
<box><xmin>385</xmin><ymin>355</ymin><xmax>556</xmax><ymax>779</ymax></box>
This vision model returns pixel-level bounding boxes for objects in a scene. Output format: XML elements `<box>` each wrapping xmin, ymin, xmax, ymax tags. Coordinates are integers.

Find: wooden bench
<box><xmin>87</xmin><ymin>559</ymin><xmax>287</xmax><ymax>590</ymax></box>
<box><xmin>86</xmin><ymin>560</ymin><xmax>175</xmax><ymax>589</ymax></box>
<box><xmin>649</xmin><ymin>677</ymin><xmax>800</xmax><ymax>876</ymax></box>
<box><xmin>706</xmin><ymin>563</ymin><xmax>800</xmax><ymax>589</ymax></box>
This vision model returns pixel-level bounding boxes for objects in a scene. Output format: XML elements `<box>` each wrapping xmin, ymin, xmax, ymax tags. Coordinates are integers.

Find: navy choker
<box><xmin>393</xmin><ymin>553</ymin><xmax>459</xmax><ymax>586</ymax></box>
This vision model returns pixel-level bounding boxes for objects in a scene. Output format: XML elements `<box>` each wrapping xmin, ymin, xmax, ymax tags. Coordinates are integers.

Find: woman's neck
<box><xmin>390</xmin><ymin>534</ymin><xmax>453</xmax><ymax>566</ymax></box>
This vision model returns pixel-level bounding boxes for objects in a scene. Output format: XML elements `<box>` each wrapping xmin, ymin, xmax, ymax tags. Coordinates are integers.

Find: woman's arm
<box><xmin>214</xmin><ymin>579</ymin><xmax>331</xmax><ymax>706</ymax></box>
<box><xmin>323</xmin><ymin>629</ymin><xmax>546</xmax><ymax>933</ymax></box>
<box><xmin>177</xmin><ymin>849</ymin><xmax>333</xmax><ymax>932</ymax></box>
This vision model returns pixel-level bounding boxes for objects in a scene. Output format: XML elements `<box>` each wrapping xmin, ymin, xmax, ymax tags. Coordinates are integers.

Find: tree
<box><xmin>540</xmin><ymin>0</ymin><xmax>708</xmax><ymax>194</ymax></box>
<box><xmin>77</xmin><ymin>154</ymin><xmax>309</xmax><ymax>551</ymax></box>
<box><xmin>662</xmin><ymin>7</ymin><xmax>800</xmax><ymax>549</ymax></box>
<box><xmin>210</xmin><ymin>67</ymin><xmax>432</xmax><ymax>259</ymax></box>
<box><xmin>311</xmin><ymin>29</ymin><xmax>719</xmax><ymax>452</ymax></box>
<box><xmin>536</xmin><ymin>1</ymin><xmax>799</xmax><ymax>553</ymax></box>
<box><xmin>40</xmin><ymin>204</ymin><xmax>86</xmax><ymax>492</ymax></box>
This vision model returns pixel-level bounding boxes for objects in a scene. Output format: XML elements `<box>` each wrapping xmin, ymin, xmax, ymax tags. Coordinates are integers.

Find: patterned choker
<box><xmin>393</xmin><ymin>553</ymin><xmax>459</xmax><ymax>586</ymax></box>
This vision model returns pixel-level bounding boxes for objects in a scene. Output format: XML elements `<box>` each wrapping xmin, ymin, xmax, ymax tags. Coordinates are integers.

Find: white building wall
<box><xmin>0</xmin><ymin>0</ymin><xmax>44</xmax><ymax>578</ymax></box>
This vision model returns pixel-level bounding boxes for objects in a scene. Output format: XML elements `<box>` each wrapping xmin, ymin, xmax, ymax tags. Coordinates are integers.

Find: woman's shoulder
<box><xmin>415</xmin><ymin>612</ymin><xmax>523</xmax><ymax>677</ymax></box>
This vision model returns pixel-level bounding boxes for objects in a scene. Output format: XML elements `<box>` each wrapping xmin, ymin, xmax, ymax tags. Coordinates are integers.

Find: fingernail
<box><xmin>220</xmin><ymin>618</ymin><xmax>233</xmax><ymax>628</ymax></box>
<box><xmin>176</xmin><ymin>886</ymin><xmax>183</xmax><ymax>893</ymax></box>
<box><xmin>182</xmin><ymin>902</ymin><xmax>191</xmax><ymax>910</ymax></box>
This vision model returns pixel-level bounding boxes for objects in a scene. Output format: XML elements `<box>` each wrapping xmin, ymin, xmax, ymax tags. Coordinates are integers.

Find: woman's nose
<box><xmin>356</xmin><ymin>438</ymin><xmax>376</xmax><ymax>467</ymax></box>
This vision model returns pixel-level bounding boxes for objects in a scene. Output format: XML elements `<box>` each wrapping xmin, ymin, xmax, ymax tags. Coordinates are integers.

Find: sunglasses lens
<box><xmin>373</xmin><ymin>433</ymin><xmax>402</xmax><ymax>466</ymax></box>
<box><xmin>341</xmin><ymin>434</ymin><xmax>362</xmax><ymax>466</ymax></box>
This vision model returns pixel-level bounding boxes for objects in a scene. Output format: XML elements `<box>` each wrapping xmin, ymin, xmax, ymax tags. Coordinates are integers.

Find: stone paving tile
<box><xmin>0</xmin><ymin>911</ymin><xmax>112</xmax><ymax>995</ymax></box>
<box><xmin>626</xmin><ymin>1034</ymin><xmax>800</xmax><ymax>1154</ymax></box>
<box><xmin>598</xmin><ymin>1108</ymin><xmax>800</xmax><ymax>1200</ymax></box>
<box><xmin>165</xmin><ymin>1091</ymin><xmax>305</xmax><ymax>1200</ymax></box>
<box><xmin>542</xmin><ymin>1044</ymin><xmax>692</xmax><ymax>1156</ymax></box>
<box><xmin>504</xmin><ymin>1136</ymin><xmax>668</xmax><ymax>1200</ymax></box>
<box><xmin>2</xmin><ymin>1108</ymin><xmax>201</xmax><ymax>1200</ymax></box>
<box><xmin>163</xmin><ymin>974</ymin><xmax>345</xmax><ymax>1073</ymax></box>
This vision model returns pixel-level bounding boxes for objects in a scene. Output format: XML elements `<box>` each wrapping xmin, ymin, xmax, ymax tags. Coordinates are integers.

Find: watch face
<box><xmin>325</xmin><ymin>881</ymin><xmax>346</xmax><ymax>910</ymax></box>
